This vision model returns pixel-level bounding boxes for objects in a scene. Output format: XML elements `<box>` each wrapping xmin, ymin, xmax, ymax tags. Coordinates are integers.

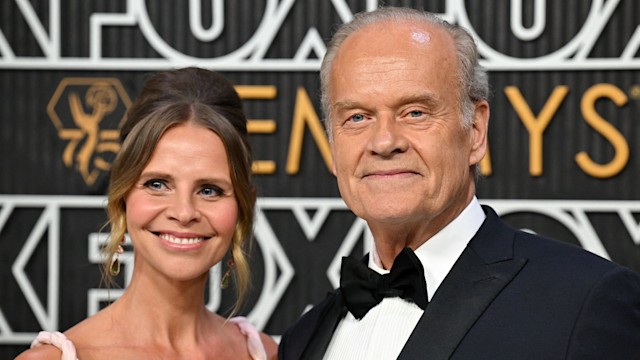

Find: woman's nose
<box><xmin>166</xmin><ymin>193</ymin><xmax>201</xmax><ymax>224</ymax></box>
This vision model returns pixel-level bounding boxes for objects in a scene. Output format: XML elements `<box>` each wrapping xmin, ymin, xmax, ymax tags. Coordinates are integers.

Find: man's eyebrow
<box><xmin>332</xmin><ymin>100</ymin><xmax>363</xmax><ymax>112</ymax></box>
<box><xmin>395</xmin><ymin>93</ymin><xmax>441</xmax><ymax>107</ymax></box>
<box><xmin>332</xmin><ymin>94</ymin><xmax>442</xmax><ymax>112</ymax></box>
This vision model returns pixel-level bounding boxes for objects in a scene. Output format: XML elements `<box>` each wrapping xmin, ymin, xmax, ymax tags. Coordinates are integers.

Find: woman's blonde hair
<box><xmin>103</xmin><ymin>67</ymin><xmax>255</xmax><ymax>312</ymax></box>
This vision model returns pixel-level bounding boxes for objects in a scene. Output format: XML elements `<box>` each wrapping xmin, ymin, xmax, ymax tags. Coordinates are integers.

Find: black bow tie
<box><xmin>340</xmin><ymin>247</ymin><xmax>428</xmax><ymax>320</ymax></box>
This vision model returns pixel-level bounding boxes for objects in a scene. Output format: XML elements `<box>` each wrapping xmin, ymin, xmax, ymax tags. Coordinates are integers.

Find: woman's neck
<box><xmin>109</xmin><ymin>268</ymin><xmax>217</xmax><ymax>348</ymax></box>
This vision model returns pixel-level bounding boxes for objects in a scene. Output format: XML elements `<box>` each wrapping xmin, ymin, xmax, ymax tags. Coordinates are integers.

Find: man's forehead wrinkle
<box><xmin>353</xmin><ymin>68</ymin><xmax>422</xmax><ymax>88</ymax></box>
<box><xmin>351</xmin><ymin>57</ymin><xmax>418</xmax><ymax>73</ymax></box>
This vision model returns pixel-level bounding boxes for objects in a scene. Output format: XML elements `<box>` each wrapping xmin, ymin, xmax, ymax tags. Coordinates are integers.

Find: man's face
<box><xmin>328</xmin><ymin>20</ymin><xmax>488</xmax><ymax>233</ymax></box>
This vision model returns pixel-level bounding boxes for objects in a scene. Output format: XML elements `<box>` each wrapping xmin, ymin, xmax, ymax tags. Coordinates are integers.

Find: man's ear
<box><xmin>329</xmin><ymin>131</ymin><xmax>338</xmax><ymax>176</ymax></box>
<box><xmin>469</xmin><ymin>100</ymin><xmax>490</xmax><ymax>166</ymax></box>
<box><xmin>331</xmin><ymin>150</ymin><xmax>337</xmax><ymax>176</ymax></box>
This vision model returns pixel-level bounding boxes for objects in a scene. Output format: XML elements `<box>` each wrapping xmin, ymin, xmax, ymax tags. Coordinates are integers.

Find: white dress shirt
<box><xmin>323</xmin><ymin>197</ymin><xmax>486</xmax><ymax>360</ymax></box>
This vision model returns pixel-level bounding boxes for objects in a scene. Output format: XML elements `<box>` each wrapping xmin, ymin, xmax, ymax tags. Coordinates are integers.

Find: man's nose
<box><xmin>367</xmin><ymin>115</ymin><xmax>409</xmax><ymax>156</ymax></box>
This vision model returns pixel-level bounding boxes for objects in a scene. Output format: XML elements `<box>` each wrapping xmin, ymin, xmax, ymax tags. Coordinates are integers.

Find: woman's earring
<box><xmin>221</xmin><ymin>258</ymin><xmax>235</xmax><ymax>289</ymax></box>
<box><xmin>109</xmin><ymin>240</ymin><xmax>125</xmax><ymax>276</ymax></box>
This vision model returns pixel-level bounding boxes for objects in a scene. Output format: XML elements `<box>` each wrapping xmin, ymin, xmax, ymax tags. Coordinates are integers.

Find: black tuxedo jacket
<box><xmin>278</xmin><ymin>206</ymin><xmax>640</xmax><ymax>360</ymax></box>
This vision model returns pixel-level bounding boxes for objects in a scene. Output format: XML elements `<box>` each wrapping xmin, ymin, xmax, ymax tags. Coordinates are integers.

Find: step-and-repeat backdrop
<box><xmin>1</xmin><ymin>0</ymin><xmax>639</xmax><ymax>357</ymax></box>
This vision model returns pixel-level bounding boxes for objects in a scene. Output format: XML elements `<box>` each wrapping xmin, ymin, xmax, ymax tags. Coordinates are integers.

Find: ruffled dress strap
<box><xmin>229</xmin><ymin>316</ymin><xmax>267</xmax><ymax>360</ymax></box>
<box><xmin>30</xmin><ymin>331</ymin><xmax>79</xmax><ymax>360</ymax></box>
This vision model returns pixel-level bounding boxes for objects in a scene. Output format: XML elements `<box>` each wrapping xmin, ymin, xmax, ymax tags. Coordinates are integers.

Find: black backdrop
<box><xmin>2</xmin><ymin>0</ymin><xmax>640</xmax><ymax>357</ymax></box>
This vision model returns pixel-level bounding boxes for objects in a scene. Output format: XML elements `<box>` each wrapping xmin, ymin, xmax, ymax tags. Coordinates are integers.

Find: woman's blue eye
<box><xmin>144</xmin><ymin>180</ymin><xmax>165</xmax><ymax>190</ymax></box>
<box><xmin>350</xmin><ymin>114</ymin><xmax>365</xmax><ymax>122</ymax></box>
<box><xmin>201</xmin><ymin>186</ymin><xmax>222</xmax><ymax>197</ymax></box>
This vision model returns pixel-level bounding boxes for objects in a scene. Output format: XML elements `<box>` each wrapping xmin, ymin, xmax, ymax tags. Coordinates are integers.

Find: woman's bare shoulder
<box><xmin>260</xmin><ymin>332</ymin><xmax>278</xmax><ymax>360</ymax></box>
<box><xmin>14</xmin><ymin>343</ymin><xmax>63</xmax><ymax>360</ymax></box>
<box><xmin>15</xmin><ymin>307</ymin><xmax>116</xmax><ymax>360</ymax></box>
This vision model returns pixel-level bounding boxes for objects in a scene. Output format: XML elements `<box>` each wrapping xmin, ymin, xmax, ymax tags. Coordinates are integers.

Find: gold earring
<box><xmin>221</xmin><ymin>258</ymin><xmax>235</xmax><ymax>289</ymax></box>
<box><xmin>109</xmin><ymin>241</ymin><xmax>125</xmax><ymax>276</ymax></box>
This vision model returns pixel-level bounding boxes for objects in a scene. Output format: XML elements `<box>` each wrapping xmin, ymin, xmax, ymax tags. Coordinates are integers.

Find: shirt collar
<box><xmin>369</xmin><ymin>197</ymin><xmax>486</xmax><ymax>300</ymax></box>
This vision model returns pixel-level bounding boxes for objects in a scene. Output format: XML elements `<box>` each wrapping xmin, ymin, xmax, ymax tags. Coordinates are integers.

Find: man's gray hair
<box><xmin>320</xmin><ymin>7</ymin><xmax>489</xmax><ymax>136</ymax></box>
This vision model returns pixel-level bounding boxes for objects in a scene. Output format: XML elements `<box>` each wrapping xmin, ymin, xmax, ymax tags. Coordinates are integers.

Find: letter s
<box><xmin>576</xmin><ymin>84</ymin><xmax>629</xmax><ymax>178</ymax></box>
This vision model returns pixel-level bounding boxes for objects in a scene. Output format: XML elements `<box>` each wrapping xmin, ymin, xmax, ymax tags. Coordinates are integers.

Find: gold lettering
<box><xmin>576</xmin><ymin>84</ymin><xmax>629</xmax><ymax>178</ymax></box>
<box><xmin>504</xmin><ymin>86</ymin><xmax>569</xmax><ymax>176</ymax></box>
<box><xmin>286</xmin><ymin>87</ymin><xmax>332</xmax><ymax>174</ymax></box>
<box><xmin>235</xmin><ymin>85</ymin><xmax>276</xmax><ymax>99</ymax></box>
<box><xmin>235</xmin><ymin>85</ymin><xmax>278</xmax><ymax>174</ymax></box>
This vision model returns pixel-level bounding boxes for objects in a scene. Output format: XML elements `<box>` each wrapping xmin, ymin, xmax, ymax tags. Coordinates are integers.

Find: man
<box><xmin>278</xmin><ymin>6</ymin><xmax>640</xmax><ymax>360</ymax></box>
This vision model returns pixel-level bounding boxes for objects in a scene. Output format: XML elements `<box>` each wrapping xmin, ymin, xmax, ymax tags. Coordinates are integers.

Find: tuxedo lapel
<box><xmin>300</xmin><ymin>292</ymin><xmax>348</xmax><ymax>360</ymax></box>
<box><xmin>398</xmin><ymin>207</ymin><xmax>527</xmax><ymax>360</ymax></box>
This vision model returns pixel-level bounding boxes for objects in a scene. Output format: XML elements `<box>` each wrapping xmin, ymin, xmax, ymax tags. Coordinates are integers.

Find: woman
<box><xmin>17</xmin><ymin>67</ymin><xmax>278</xmax><ymax>359</ymax></box>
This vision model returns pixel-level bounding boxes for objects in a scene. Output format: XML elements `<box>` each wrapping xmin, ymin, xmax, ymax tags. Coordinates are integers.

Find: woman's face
<box><xmin>125</xmin><ymin>122</ymin><xmax>238</xmax><ymax>282</ymax></box>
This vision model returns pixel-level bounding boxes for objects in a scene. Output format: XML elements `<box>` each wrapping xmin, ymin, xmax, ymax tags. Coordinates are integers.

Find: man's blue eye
<box><xmin>350</xmin><ymin>114</ymin><xmax>365</xmax><ymax>122</ymax></box>
<box><xmin>409</xmin><ymin>110</ymin><xmax>424</xmax><ymax>117</ymax></box>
